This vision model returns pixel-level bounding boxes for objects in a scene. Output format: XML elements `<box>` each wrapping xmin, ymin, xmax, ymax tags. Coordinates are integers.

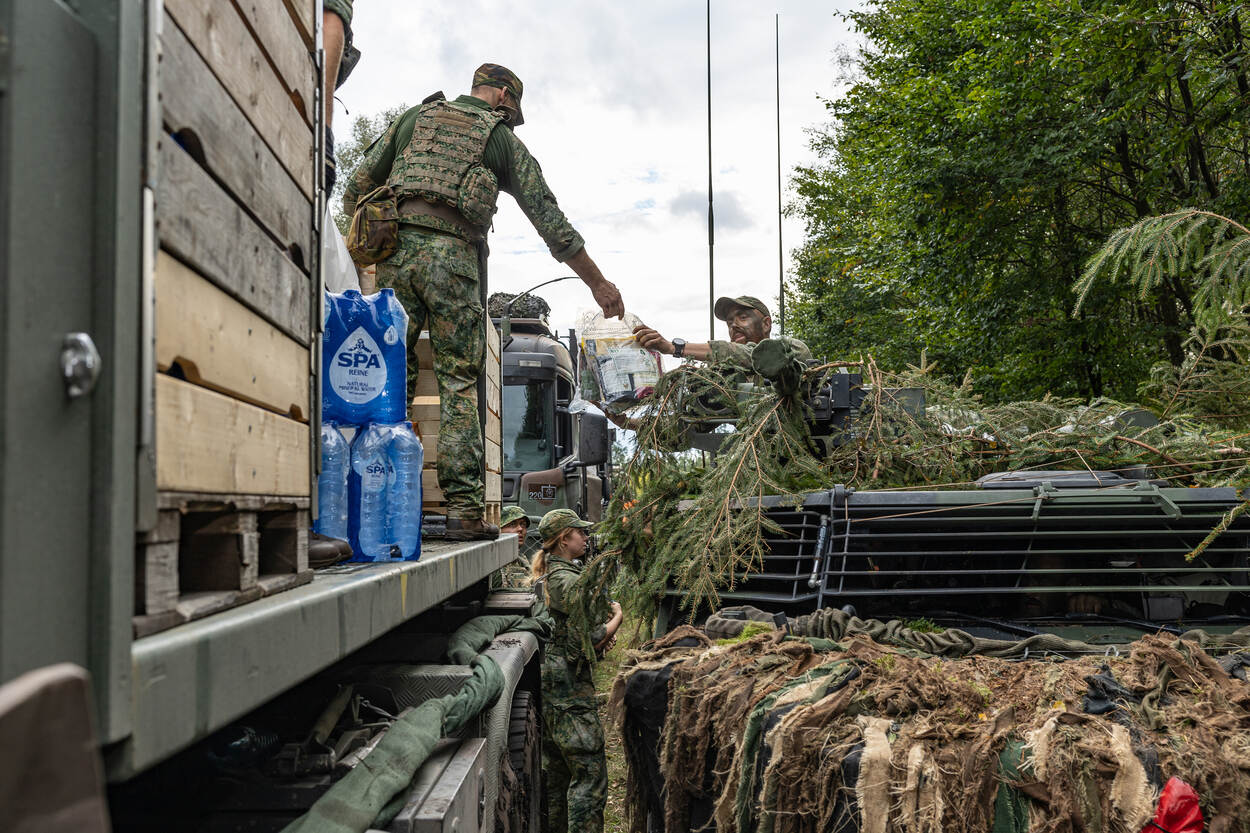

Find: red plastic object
<box><xmin>1140</xmin><ymin>777</ymin><xmax>1204</xmax><ymax>833</ymax></box>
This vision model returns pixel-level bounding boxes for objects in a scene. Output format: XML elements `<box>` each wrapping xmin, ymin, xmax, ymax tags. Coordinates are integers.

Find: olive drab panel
<box><xmin>0</xmin><ymin>0</ymin><xmax>99</xmax><ymax>685</ymax></box>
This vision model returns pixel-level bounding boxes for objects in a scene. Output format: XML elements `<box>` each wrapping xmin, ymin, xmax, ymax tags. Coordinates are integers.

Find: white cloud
<box><xmin>338</xmin><ymin>0</ymin><xmax>863</xmax><ymax>347</ymax></box>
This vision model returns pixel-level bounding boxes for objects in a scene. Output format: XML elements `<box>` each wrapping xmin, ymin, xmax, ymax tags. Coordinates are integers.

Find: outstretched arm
<box><xmin>566</xmin><ymin>249</ymin><xmax>623</xmax><ymax>319</ymax></box>
<box><xmin>632</xmin><ymin>326</ymin><xmax>711</xmax><ymax>361</ymax></box>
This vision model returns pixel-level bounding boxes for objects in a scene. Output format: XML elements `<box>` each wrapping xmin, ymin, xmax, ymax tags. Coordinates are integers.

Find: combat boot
<box><xmin>442</xmin><ymin>518</ymin><xmax>500</xmax><ymax>541</ymax></box>
<box><xmin>309</xmin><ymin>532</ymin><xmax>352</xmax><ymax>568</ymax></box>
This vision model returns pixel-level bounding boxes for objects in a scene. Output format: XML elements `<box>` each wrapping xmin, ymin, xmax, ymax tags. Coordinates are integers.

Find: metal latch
<box><xmin>1030</xmin><ymin>480</ymin><xmax>1182</xmax><ymax>520</ymax></box>
<box><xmin>60</xmin><ymin>332</ymin><xmax>101</xmax><ymax>398</ymax></box>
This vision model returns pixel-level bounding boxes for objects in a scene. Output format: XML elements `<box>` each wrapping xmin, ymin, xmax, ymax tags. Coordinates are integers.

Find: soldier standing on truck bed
<box><xmin>343</xmin><ymin>64</ymin><xmax>624</xmax><ymax>541</ymax></box>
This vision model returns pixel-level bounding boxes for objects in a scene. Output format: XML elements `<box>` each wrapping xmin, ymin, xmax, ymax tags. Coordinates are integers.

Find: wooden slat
<box><xmin>156</xmin><ymin>251</ymin><xmax>310</xmax><ymax>420</ymax></box>
<box><xmin>486</xmin><ymin>439</ymin><xmax>501</xmax><ymax>474</ymax></box>
<box><xmin>163</xmin><ymin>0</ymin><xmax>315</xmax><ymax>200</ymax></box>
<box><xmin>422</xmin><ymin>470</ymin><xmax>444</xmax><ymax>506</ymax></box>
<box><xmin>136</xmin><ymin>542</ymin><xmax>179</xmax><ymax>615</ymax></box>
<box><xmin>416</xmin><ymin>333</ymin><xmax>434</xmax><ymax>369</ymax></box>
<box><xmin>160</xmin><ymin>18</ymin><xmax>314</xmax><ymax>265</ymax></box>
<box><xmin>157</xmin><ymin>374</ymin><xmax>310</xmax><ymax>496</ymax></box>
<box><xmin>414</xmin><ymin>371</ymin><xmax>439</xmax><ymax>397</ymax></box>
<box><xmin>281</xmin><ymin>0</ymin><xmax>315</xmax><ymax>50</ymax></box>
<box><xmin>485</xmin><ymin>473</ymin><xmax>501</xmax><ymax>504</ymax></box>
<box><xmin>486</xmin><ymin>320</ymin><xmax>501</xmax><ymax>361</ymax></box>
<box><xmin>486</xmin><ymin>376</ymin><xmax>501</xmax><ymax>421</ymax></box>
<box><xmin>158</xmin><ymin>140</ymin><xmax>311</xmax><ymax>344</ymax></box>
<box><xmin>231</xmin><ymin>0</ymin><xmax>316</xmax><ymax>125</ymax></box>
<box><xmin>414</xmin><ymin>419</ymin><xmax>441</xmax><ymax>448</ymax></box>
<box><xmin>410</xmin><ymin>395</ymin><xmax>441</xmax><ymax>426</ymax></box>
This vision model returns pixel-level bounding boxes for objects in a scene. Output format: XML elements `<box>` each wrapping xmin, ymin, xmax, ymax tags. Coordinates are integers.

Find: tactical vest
<box><xmin>390</xmin><ymin>100</ymin><xmax>504</xmax><ymax>231</ymax></box>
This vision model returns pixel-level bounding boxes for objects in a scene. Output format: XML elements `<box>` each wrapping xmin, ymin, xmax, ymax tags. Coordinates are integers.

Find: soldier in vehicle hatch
<box><xmin>344</xmin><ymin>63</ymin><xmax>624</xmax><ymax>541</ymax></box>
<box><xmin>632</xmin><ymin>294</ymin><xmax>812</xmax><ymax>368</ymax></box>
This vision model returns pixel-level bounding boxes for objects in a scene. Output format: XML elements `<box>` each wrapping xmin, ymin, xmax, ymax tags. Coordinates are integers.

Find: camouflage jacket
<box><xmin>343</xmin><ymin>95</ymin><xmax>584</xmax><ymax>261</ymax></box>
<box><xmin>705</xmin><ymin>336</ymin><xmax>812</xmax><ymax>371</ymax></box>
<box><xmin>540</xmin><ymin>556</ymin><xmax>612</xmax><ymax>664</ymax></box>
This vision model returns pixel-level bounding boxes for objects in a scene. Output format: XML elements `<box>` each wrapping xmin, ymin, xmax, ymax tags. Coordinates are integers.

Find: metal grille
<box><xmin>705</xmin><ymin>485</ymin><xmax>1250</xmax><ymax>623</ymax></box>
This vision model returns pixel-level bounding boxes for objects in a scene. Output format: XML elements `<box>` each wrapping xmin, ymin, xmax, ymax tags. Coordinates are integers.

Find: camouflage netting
<box><xmin>611</xmin><ymin>615</ymin><xmax>1250</xmax><ymax>833</ymax></box>
<box><xmin>487</xmin><ymin>291</ymin><xmax>550</xmax><ymax>320</ymax></box>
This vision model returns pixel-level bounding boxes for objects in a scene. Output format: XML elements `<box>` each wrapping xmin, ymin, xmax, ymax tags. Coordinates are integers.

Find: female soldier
<box><xmin>531</xmin><ymin>509</ymin><xmax>623</xmax><ymax>833</ymax></box>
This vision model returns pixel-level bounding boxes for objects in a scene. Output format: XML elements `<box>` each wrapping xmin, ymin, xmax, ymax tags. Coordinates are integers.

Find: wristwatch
<box><xmin>671</xmin><ymin>338</ymin><xmax>687</xmax><ymax>358</ymax></box>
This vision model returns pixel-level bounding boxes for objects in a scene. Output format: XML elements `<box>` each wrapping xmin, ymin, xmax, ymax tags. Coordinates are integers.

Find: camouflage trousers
<box><xmin>541</xmin><ymin>683</ymin><xmax>607</xmax><ymax>833</ymax></box>
<box><xmin>377</xmin><ymin>226</ymin><xmax>485</xmax><ymax>519</ymax></box>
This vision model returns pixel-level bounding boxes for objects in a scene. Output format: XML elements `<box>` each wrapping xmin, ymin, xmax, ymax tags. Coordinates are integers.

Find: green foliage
<box><xmin>789</xmin><ymin>0</ymin><xmax>1250</xmax><ymax>402</ymax></box>
<box><xmin>1077</xmin><ymin>210</ymin><xmax>1250</xmax><ymax>332</ymax></box>
<box><xmin>590</xmin><ymin>355</ymin><xmax>1250</xmax><ymax>625</ymax></box>
<box><xmin>331</xmin><ymin>104</ymin><xmax>410</xmax><ymax>235</ymax></box>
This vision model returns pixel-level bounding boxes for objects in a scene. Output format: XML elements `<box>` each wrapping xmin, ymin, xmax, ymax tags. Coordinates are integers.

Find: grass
<box><xmin>593</xmin><ymin>626</ymin><xmax>632</xmax><ymax>833</ymax></box>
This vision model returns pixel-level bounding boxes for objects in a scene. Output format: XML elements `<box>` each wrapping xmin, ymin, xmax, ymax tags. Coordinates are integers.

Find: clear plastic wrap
<box><xmin>577</xmin><ymin>311</ymin><xmax>662</xmax><ymax>406</ymax></box>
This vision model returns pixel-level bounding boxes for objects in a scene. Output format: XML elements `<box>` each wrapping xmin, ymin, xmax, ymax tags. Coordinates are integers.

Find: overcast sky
<box><xmin>337</xmin><ymin>1</ymin><xmax>863</xmax><ymax>359</ymax></box>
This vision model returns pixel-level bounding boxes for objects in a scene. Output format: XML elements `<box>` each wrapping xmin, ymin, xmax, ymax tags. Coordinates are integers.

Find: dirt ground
<box><xmin>593</xmin><ymin>631</ymin><xmax>630</xmax><ymax>833</ymax></box>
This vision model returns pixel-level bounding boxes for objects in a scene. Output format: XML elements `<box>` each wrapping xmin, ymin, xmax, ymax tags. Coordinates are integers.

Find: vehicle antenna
<box><xmin>707</xmin><ymin>0</ymin><xmax>716</xmax><ymax>340</ymax></box>
<box><xmin>776</xmin><ymin>13</ymin><xmax>785</xmax><ymax>335</ymax></box>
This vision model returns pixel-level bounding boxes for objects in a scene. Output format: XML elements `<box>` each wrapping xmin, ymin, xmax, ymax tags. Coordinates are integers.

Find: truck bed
<box><xmin>106</xmin><ymin>535</ymin><xmax>518</xmax><ymax>780</ymax></box>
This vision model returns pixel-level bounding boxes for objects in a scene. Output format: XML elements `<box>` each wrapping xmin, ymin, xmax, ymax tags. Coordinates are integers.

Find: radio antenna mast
<box><xmin>776</xmin><ymin>13</ymin><xmax>785</xmax><ymax>335</ymax></box>
<box><xmin>706</xmin><ymin>0</ymin><xmax>716</xmax><ymax>340</ymax></box>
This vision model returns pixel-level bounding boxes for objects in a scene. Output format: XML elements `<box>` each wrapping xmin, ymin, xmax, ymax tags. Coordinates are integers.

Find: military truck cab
<box><xmin>495</xmin><ymin>317</ymin><xmax>611</xmax><ymax>537</ymax></box>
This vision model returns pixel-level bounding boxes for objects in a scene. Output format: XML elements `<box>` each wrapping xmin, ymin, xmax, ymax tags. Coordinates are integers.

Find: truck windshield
<box><xmin>503</xmin><ymin>380</ymin><xmax>554</xmax><ymax>471</ymax></box>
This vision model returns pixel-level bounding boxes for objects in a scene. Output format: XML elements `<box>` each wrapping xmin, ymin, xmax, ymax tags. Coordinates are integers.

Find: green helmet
<box><xmin>537</xmin><ymin>508</ymin><xmax>593</xmax><ymax>542</ymax></box>
<box><xmin>500</xmin><ymin>505</ymin><xmax>529</xmax><ymax>528</ymax></box>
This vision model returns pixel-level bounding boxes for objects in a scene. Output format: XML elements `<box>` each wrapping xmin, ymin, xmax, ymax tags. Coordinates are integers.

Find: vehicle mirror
<box><xmin>576</xmin><ymin>411</ymin><xmax>609</xmax><ymax>467</ymax></box>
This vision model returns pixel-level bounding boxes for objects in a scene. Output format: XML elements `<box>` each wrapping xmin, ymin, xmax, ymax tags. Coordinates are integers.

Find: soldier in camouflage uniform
<box><xmin>343</xmin><ymin>64</ymin><xmax>624</xmax><ymax>539</ymax></box>
<box><xmin>496</xmin><ymin>504</ymin><xmax>534</xmax><ymax>588</ymax></box>
<box><xmin>632</xmin><ymin>295</ymin><xmax>811</xmax><ymax>369</ymax></box>
<box><xmin>530</xmin><ymin>509</ymin><xmax>622</xmax><ymax>833</ymax></box>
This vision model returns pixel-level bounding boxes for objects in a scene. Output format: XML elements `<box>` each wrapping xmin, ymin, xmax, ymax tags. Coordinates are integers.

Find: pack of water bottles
<box><xmin>316</xmin><ymin>421</ymin><xmax>423</xmax><ymax>562</ymax></box>
<box><xmin>322</xmin><ymin>289</ymin><xmax>409</xmax><ymax>425</ymax></box>
<box><xmin>316</xmin><ymin>289</ymin><xmax>423</xmax><ymax>562</ymax></box>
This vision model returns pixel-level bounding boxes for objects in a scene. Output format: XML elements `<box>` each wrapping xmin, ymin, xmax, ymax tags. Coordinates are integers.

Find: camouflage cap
<box><xmin>714</xmin><ymin>295</ymin><xmax>771</xmax><ymax>321</ymax></box>
<box><xmin>500</xmin><ymin>505</ymin><xmax>529</xmax><ymax>528</ymax></box>
<box><xmin>537</xmin><ymin>508</ymin><xmax>593</xmax><ymax>542</ymax></box>
<box><xmin>472</xmin><ymin>63</ymin><xmax>525</xmax><ymax>126</ymax></box>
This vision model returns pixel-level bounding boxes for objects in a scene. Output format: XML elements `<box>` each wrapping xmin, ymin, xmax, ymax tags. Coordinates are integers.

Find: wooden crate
<box><xmin>412</xmin><ymin>320</ymin><xmax>503</xmax><ymax>524</ymax></box>
<box><xmin>133</xmin><ymin>493</ymin><xmax>312</xmax><ymax>638</ymax></box>
<box><xmin>139</xmin><ymin>0</ymin><xmax>317</xmax><ymax>635</ymax></box>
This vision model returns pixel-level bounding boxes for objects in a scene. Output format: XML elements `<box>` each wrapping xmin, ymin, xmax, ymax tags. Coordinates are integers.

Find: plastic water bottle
<box><xmin>386</xmin><ymin>422</ymin><xmax>424</xmax><ymax>561</ymax></box>
<box><xmin>315</xmin><ymin>422</ymin><xmax>349</xmax><ymax>540</ymax></box>
<box><xmin>348</xmin><ymin>424</ymin><xmax>398</xmax><ymax>561</ymax></box>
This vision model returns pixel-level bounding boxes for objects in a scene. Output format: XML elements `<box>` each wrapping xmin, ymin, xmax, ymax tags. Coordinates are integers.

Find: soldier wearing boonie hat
<box><xmin>528</xmin><ymin>507</ymin><xmax>620</xmax><ymax>833</ymax></box>
<box><xmin>343</xmin><ymin>64</ymin><xmax>626</xmax><ymax>541</ymax></box>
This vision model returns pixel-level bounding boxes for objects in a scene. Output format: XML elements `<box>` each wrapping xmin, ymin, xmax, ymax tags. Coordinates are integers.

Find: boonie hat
<box><xmin>500</xmin><ymin>505</ymin><xmax>529</xmax><ymax>528</ymax></box>
<box><xmin>538</xmin><ymin>508</ymin><xmax>593</xmax><ymax>541</ymax></box>
<box><xmin>714</xmin><ymin>295</ymin><xmax>770</xmax><ymax>321</ymax></box>
<box><xmin>473</xmin><ymin>63</ymin><xmax>525</xmax><ymax>126</ymax></box>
